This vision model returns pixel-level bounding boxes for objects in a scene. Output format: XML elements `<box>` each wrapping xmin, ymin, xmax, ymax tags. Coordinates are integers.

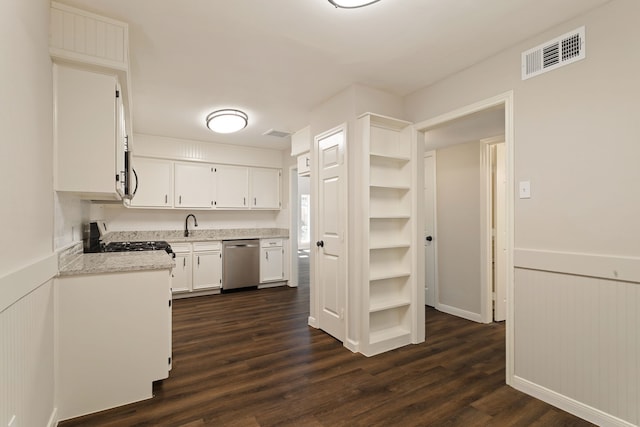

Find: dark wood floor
<box><xmin>61</xmin><ymin>277</ymin><xmax>594</xmax><ymax>426</ymax></box>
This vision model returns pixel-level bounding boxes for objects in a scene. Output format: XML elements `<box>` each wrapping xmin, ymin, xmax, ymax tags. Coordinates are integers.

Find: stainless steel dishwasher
<box><xmin>222</xmin><ymin>239</ymin><xmax>260</xmax><ymax>290</ymax></box>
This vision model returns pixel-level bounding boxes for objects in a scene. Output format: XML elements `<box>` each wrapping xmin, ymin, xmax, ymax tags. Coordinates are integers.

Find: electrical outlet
<box><xmin>8</xmin><ymin>414</ymin><xmax>18</xmax><ymax>427</ymax></box>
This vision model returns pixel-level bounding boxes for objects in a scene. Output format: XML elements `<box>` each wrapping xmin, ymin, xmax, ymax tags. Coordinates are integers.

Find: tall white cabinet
<box><xmin>357</xmin><ymin>113</ymin><xmax>418</xmax><ymax>357</ymax></box>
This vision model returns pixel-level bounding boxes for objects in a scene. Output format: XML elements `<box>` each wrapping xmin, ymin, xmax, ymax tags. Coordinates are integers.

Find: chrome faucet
<box><xmin>184</xmin><ymin>214</ymin><xmax>198</xmax><ymax>237</ymax></box>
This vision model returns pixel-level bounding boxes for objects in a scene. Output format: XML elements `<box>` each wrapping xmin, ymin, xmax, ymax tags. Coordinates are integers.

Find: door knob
<box><xmin>426</xmin><ymin>236</ymin><xmax>433</xmax><ymax>242</ymax></box>
<box><xmin>316</xmin><ymin>240</ymin><xmax>324</xmax><ymax>248</ymax></box>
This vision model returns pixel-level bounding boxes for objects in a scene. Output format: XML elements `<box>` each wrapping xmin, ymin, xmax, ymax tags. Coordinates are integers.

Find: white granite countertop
<box><xmin>59</xmin><ymin>250</ymin><xmax>174</xmax><ymax>276</ymax></box>
<box><xmin>102</xmin><ymin>228</ymin><xmax>289</xmax><ymax>243</ymax></box>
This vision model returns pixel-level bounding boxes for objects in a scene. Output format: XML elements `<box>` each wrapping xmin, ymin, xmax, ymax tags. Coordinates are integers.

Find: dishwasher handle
<box><xmin>226</xmin><ymin>243</ymin><xmax>259</xmax><ymax>248</ymax></box>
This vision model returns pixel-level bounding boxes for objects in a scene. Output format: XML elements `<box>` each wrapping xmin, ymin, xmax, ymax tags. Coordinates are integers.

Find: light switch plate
<box><xmin>519</xmin><ymin>181</ymin><xmax>531</xmax><ymax>199</ymax></box>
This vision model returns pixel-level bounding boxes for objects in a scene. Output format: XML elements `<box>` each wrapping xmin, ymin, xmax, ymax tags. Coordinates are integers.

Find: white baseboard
<box><xmin>435</xmin><ymin>303</ymin><xmax>483</xmax><ymax>323</ymax></box>
<box><xmin>48</xmin><ymin>407</ymin><xmax>58</xmax><ymax>427</ymax></box>
<box><xmin>307</xmin><ymin>316</ymin><xmax>318</xmax><ymax>328</ymax></box>
<box><xmin>512</xmin><ymin>376</ymin><xmax>635</xmax><ymax>427</ymax></box>
<box><xmin>344</xmin><ymin>338</ymin><xmax>359</xmax><ymax>353</ymax></box>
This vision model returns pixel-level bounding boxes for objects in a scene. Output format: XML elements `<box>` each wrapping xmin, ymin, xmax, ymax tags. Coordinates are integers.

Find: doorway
<box><xmin>414</xmin><ymin>91</ymin><xmax>514</xmax><ymax>382</ymax></box>
<box><xmin>289</xmin><ymin>166</ymin><xmax>311</xmax><ymax>288</ymax></box>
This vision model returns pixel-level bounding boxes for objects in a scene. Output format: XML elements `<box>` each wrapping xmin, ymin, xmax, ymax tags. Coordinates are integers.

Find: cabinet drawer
<box><xmin>261</xmin><ymin>238</ymin><xmax>283</xmax><ymax>248</ymax></box>
<box><xmin>193</xmin><ymin>241</ymin><xmax>221</xmax><ymax>251</ymax></box>
<box><xmin>170</xmin><ymin>243</ymin><xmax>192</xmax><ymax>253</ymax></box>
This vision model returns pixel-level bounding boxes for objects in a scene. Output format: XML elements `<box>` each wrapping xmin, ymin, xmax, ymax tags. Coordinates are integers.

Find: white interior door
<box><xmin>424</xmin><ymin>153</ymin><xmax>436</xmax><ymax>307</ymax></box>
<box><xmin>315</xmin><ymin>128</ymin><xmax>345</xmax><ymax>342</ymax></box>
<box><xmin>494</xmin><ymin>143</ymin><xmax>507</xmax><ymax>321</ymax></box>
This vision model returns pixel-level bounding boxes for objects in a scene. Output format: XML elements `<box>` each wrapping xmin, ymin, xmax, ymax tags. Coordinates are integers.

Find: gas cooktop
<box><xmin>85</xmin><ymin>241</ymin><xmax>174</xmax><ymax>257</ymax></box>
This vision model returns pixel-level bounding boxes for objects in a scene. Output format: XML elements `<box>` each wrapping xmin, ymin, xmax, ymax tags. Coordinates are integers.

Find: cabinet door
<box><xmin>193</xmin><ymin>251</ymin><xmax>222</xmax><ymax>290</ymax></box>
<box><xmin>54</xmin><ymin>64</ymin><xmax>118</xmax><ymax>198</ymax></box>
<box><xmin>214</xmin><ymin>165</ymin><xmax>249</xmax><ymax>208</ymax></box>
<box><xmin>129</xmin><ymin>157</ymin><xmax>173</xmax><ymax>207</ymax></box>
<box><xmin>297</xmin><ymin>154</ymin><xmax>310</xmax><ymax>175</ymax></box>
<box><xmin>251</xmin><ymin>168</ymin><xmax>281</xmax><ymax>209</ymax></box>
<box><xmin>174</xmin><ymin>162</ymin><xmax>214</xmax><ymax>208</ymax></box>
<box><xmin>171</xmin><ymin>252</ymin><xmax>192</xmax><ymax>293</ymax></box>
<box><xmin>260</xmin><ymin>247</ymin><xmax>284</xmax><ymax>282</ymax></box>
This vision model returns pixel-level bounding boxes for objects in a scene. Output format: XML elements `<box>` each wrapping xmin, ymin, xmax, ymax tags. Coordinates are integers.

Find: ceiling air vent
<box><xmin>263</xmin><ymin>129</ymin><xmax>292</xmax><ymax>138</ymax></box>
<box><xmin>522</xmin><ymin>26</ymin><xmax>585</xmax><ymax>80</ymax></box>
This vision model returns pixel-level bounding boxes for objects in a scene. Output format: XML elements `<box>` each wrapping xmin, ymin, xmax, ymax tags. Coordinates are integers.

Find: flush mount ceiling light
<box><xmin>328</xmin><ymin>0</ymin><xmax>381</xmax><ymax>8</ymax></box>
<box><xmin>206</xmin><ymin>109</ymin><xmax>248</xmax><ymax>134</ymax></box>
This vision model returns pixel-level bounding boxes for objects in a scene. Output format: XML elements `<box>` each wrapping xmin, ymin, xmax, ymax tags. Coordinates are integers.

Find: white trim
<box><xmin>435</xmin><ymin>303</ymin><xmax>483</xmax><ymax>323</ymax></box>
<box><xmin>307</xmin><ymin>315</ymin><xmax>318</xmax><ymax>328</ymax></box>
<box><xmin>47</xmin><ymin>407</ymin><xmax>58</xmax><ymax>427</ymax></box>
<box><xmin>512</xmin><ymin>376</ymin><xmax>636</xmax><ymax>427</ymax></box>
<box><xmin>480</xmin><ymin>136</ymin><xmax>506</xmax><ymax>324</ymax></box>
<box><xmin>344</xmin><ymin>338</ymin><xmax>359</xmax><ymax>353</ymax></box>
<box><xmin>288</xmin><ymin>164</ymin><xmax>299</xmax><ymax>288</ymax></box>
<box><xmin>413</xmin><ymin>90</ymin><xmax>515</xmax><ymax>385</ymax></box>
<box><xmin>515</xmin><ymin>248</ymin><xmax>640</xmax><ymax>283</ymax></box>
<box><xmin>479</xmin><ymin>142</ymin><xmax>491</xmax><ymax>324</ymax></box>
<box><xmin>0</xmin><ymin>254</ymin><xmax>58</xmax><ymax>313</ymax></box>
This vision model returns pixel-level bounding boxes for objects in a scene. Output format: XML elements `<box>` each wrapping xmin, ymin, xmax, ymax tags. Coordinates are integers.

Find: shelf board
<box><xmin>369</xmin><ymin>271</ymin><xmax>411</xmax><ymax>282</ymax></box>
<box><xmin>370</xmin><ymin>214</ymin><xmax>410</xmax><ymax>220</ymax></box>
<box><xmin>370</xmin><ymin>184</ymin><xmax>411</xmax><ymax>191</ymax></box>
<box><xmin>369</xmin><ymin>298</ymin><xmax>411</xmax><ymax>313</ymax></box>
<box><xmin>370</xmin><ymin>152</ymin><xmax>411</xmax><ymax>162</ymax></box>
<box><xmin>369</xmin><ymin>243</ymin><xmax>411</xmax><ymax>250</ymax></box>
<box><xmin>369</xmin><ymin>326</ymin><xmax>411</xmax><ymax>345</ymax></box>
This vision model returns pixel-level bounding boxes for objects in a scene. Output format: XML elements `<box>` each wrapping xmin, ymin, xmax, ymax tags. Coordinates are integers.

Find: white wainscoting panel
<box><xmin>514</xmin><ymin>268</ymin><xmax>639</xmax><ymax>426</ymax></box>
<box><xmin>0</xmin><ymin>281</ymin><xmax>56</xmax><ymax>427</ymax></box>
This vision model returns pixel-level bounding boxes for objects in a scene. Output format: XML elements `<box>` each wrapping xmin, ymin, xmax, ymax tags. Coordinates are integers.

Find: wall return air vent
<box><xmin>522</xmin><ymin>26</ymin><xmax>585</xmax><ymax>80</ymax></box>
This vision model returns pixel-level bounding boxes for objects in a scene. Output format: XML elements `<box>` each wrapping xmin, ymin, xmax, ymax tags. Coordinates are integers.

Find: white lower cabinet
<box><xmin>192</xmin><ymin>242</ymin><xmax>222</xmax><ymax>290</ymax></box>
<box><xmin>56</xmin><ymin>269</ymin><xmax>171</xmax><ymax>420</ymax></box>
<box><xmin>170</xmin><ymin>243</ymin><xmax>192</xmax><ymax>293</ymax></box>
<box><xmin>260</xmin><ymin>238</ymin><xmax>285</xmax><ymax>283</ymax></box>
<box><xmin>171</xmin><ymin>242</ymin><xmax>222</xmax><ymax>295</ymax></box>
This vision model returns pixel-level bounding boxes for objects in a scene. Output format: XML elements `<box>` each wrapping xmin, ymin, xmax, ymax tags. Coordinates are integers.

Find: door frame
<box><xmin>412</xmin><ymin>91</ymin><xmax>515</xmax><ymax>385</ymax></box>
<box><xmin>480</xmin><ymin>136</ymin><xmax>506</xmax><ymax>322</ymax></box>
<box><xmin>309</xmin><ymin>123</ymin><xmax>348</xmax><ymax>340</ymax></box>
<box><xmin>288</xmin><ymin>164</ymin><xmax>299</xmax><ymax>288</ymax></box>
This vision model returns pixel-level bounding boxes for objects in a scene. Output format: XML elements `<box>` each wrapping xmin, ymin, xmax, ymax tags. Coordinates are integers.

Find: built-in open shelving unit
<box><xmin>357</xmin><ymin>112</ymin><xmax>417</xmax><ymax>356</ymax></box>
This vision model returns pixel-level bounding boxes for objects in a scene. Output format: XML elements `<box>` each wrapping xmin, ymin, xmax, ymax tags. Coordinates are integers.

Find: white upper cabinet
<box><xmin>214</xmin><ymin>165</ymin><xmax>249</xmax><ymax>209</ymax></box>
<box><xmin>251</xmin><ymin>168</ymin><xmax>281</xmax><ymax>209</ymax></box>
<box><xmin>54</xmin><ymin>64</ymin><xmax>121</xmax><ymax>200</ymax></box>
<box><xmin>174</xmin><ymin>162</ymin><xmax>214</xmax><ymax>208</ymax></box>
<box><xmin>128</xmin><ymin>157</ymin><xmax>173</xmax><ymax>208</ymax></box>
<box><xmin>126</xmin><ymin>156</ymin><xmax>281</xmax><ymax>210</ymax></box>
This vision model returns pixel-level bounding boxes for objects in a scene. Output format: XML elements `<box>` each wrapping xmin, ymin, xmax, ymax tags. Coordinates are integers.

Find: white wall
<box><xmin>435</xmin><ymin>141</ymin><xmax>481</xmax><ymax>316</ymax></box>
<box><xmin>133</xmin><ymin>133</ymin><xmax>283</xmax><ymax>168</ymax></box>
<box><xmin>0</xmin><ymin>0</ymin><xmax>57</xmax><ymax>426</ymax></box>
<box><xmin>0</xmin><ymin>0</ymin><xmax>54</xmax><ymax>274</ymax></box>
<box><xmin>94</xmin><ymin>205</ymin><xmax>281</xmax><ymax>231</ymax></box>
<box><xmin>405</xmin><ymin>0</ymin><xmax>640</xmax><ymax>424</ymax></box>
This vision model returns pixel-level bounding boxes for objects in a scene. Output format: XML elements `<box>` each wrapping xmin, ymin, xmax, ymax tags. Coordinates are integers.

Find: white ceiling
<box><xmin>58</xmin><ymin>0</ymin><xmax>609</xmax><ymax>150</ymax></box>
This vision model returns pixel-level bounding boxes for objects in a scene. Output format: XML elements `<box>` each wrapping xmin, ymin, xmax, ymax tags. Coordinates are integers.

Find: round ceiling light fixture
<box><xmin>328</xmin><ymin>0</ymin><xmax>381</xmax><ymax>8</ymax></box>
<box><xmin>206</xmin><ymin>109</ymin><xmax>248</xmax><ymax>134</ymax></box>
